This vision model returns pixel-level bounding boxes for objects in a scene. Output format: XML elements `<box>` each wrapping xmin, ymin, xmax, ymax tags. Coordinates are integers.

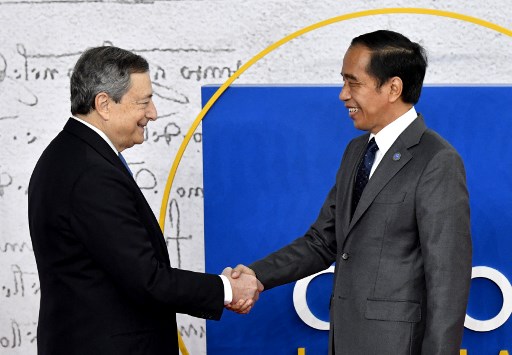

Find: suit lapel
<box><xmin>63</xmin><ymin>118</ymin><xmax>129</xmax><ymax>175</ymax></box>
<box><xmin>346</xmin><ymin>115</ymin><xmax>427</xmax><ymax>234</ymax></box>
<box><xmin>63</xmin><ymin>118</ymin><xmax>170</xmax><ymax>260</ymax></box>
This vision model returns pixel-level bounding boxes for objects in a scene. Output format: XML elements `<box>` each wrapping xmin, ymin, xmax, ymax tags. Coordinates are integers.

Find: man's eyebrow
<box><xmin>137</xmin><ymin>93</ymin><xmax>153</xmax><ymax>101</ymax></box>
<box><xmin>340</xmin><ymin>72</ymin><xmax>358</xmax><ymax>81</ymax></box>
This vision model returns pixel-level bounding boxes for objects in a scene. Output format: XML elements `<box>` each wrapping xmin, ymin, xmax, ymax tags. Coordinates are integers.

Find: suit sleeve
<box><xmin>250</xmin><ymin>158</ymin><xmax>344</xmax><ymax>290</ymax></box>
<box><xmin>69</xmin><ymin>165</ymin><xmax>225</xmax><ymax>320</ymax></box>
<box><xmin>416</xmin><ymin>148</ymin><xmax>472</xmax><ymax>354</ymax></box>
<box><xmin>250</xmin><ymin>140</ymin><xmax>360</xmax><ymax>290</ymax></box>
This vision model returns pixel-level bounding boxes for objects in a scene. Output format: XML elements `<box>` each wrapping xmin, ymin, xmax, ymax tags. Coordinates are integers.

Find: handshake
<box><xmin>222</xmin><ymin>265</ymin><xmax>264</xmax><ymax>315</ymax></box>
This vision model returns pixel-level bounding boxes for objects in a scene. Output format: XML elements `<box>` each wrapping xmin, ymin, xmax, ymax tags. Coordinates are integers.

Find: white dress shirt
<box><xmin>72</xmin><ymin>116</ymin><xmax>118</xmax><ymax>154</ymax></box>
<box><xmin>369</xmin><ymin>107</ymin><xmax>417</xmax><ymax>179</ymax></box>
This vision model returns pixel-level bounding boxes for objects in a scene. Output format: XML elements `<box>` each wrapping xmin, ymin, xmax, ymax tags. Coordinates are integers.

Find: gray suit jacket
<box><xmin>250</xmin><ymin>115</ymin><xmax>472</xmax><ymax>354</ymax></box>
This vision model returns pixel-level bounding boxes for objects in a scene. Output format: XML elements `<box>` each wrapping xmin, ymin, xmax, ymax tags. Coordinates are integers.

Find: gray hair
<box><xmin>70</xmin><ymin>46</ymin><xmax>149</xmax><ymax>115</ymax></box>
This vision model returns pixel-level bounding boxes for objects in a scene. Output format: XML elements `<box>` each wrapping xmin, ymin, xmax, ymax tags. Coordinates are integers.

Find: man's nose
<box><xmin>147</xmin><ymin>100</ymin><xmax>158</xmax><ymax>121</ymax></box>
<box><xmin>339</xmin><ymin>84</ymin><xmax>350</xmax><ymax>101</ymax></box>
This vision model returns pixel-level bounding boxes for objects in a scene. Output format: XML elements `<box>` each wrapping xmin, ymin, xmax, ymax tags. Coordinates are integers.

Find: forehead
<box><xmin>124</xmin><ymin>72</ymin><xmax>153</xmax><ymax>99</ymax></box>
<box><xmin>341</xmin><ymin>45</ymin><xmax>373</xmax><ymax>79</ymax></box>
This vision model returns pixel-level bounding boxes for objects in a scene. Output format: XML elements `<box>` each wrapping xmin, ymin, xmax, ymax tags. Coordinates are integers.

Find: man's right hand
<box><xmin>230</xmin><ymin>264</ymin><xmax>258</xmax><ymax>279</ymax></box>
<box><xmin>222</xmin><ymin>265</ymin><xmax>263</xmax><ymax>314</ymax></box>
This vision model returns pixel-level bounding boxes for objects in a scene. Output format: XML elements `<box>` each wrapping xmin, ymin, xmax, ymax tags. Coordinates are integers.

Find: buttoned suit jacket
<box><xmin>250</xmin><ymin>115</ymin><xmax>472</xmax><ymax>354</ymax></box>
<box><xmin>28</xmin><ymin>118</ymin><xmax>224</xmax><ymax>355</ymax></box>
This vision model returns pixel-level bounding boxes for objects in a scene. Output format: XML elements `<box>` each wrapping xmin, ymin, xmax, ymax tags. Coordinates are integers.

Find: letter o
<box><xmin>0</xmin><ymin>337</ymin><xmax>8</xmax><ymax>348</ymax></box>
<box><xmin>465</xmin><ymin>266</ymin><xmax>512</xmax><ymax>332</ymax></box>
<box><xmin>293</xmin><ymin>266</ymin><xmax>334</xmax><ymax>330</ymax></box>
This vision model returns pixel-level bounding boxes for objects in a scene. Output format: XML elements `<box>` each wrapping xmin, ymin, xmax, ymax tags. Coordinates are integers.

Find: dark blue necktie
<box><xmin>118</xmin><ymin>152</ymin><xmax>132</xmax><ymax>175</ymax></box>
<box><xmin>352</xmin><ymin>137</ymin><xmax>379</xmax><ymax>217</ymax></box>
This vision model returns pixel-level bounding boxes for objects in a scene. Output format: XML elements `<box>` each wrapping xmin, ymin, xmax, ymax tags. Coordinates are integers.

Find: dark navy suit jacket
<box><xmin>29</xmin><ymin>118</ymin><xmax>224</xmax><ymax>355</ymax></box>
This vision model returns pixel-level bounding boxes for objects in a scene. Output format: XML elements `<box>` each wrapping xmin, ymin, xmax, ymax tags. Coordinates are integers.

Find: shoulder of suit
<box><xmin>421</xmin><ymin>128</ymin><xmax>459</xmax><ymax>153</ymax></box>
<box><xmin>349</xmin><ymin>133</ymin><xmax>370</xmax><ymax>146</ymax></box>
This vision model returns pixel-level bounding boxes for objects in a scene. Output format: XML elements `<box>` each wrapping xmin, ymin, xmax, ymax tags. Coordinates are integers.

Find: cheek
<box><xmin>360</xmin><ymin>97</ymin><xmax>381</xmax><ymax>114</ymax></box>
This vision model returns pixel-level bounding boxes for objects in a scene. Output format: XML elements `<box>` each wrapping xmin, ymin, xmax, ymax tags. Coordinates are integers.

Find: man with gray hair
<box><xmin>28</xmin><ymin>46</ymin><xmax>261</xmax><ymax>355</ymax></box>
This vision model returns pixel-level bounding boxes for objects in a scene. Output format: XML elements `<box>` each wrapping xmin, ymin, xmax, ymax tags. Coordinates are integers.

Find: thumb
<box><xmin>232</xmin><ymin>264</ymin><xmax>252</xmax><ymax>278</ymax></box>
<box><xmin>222</xmin><ymin>267</ymin><xmax>233</xmax><ymax>277</ymax></box>
<box><xmin>231</xmin><ymin>269</ymin><xmax>240</xmax><ymax>278</ymax></box>
<box><xmin>257</xmin><ymin>279</ymin><xmax>264</xmax><ymax>292</ymax></box>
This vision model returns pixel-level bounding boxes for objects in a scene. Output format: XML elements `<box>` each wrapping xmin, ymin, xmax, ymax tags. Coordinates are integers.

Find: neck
<box><xmin>76</xmin><ymin>112</ymin><xmax>103</xmax><ymax>131</ymax></box>
<box><xmin>371</xmin><ymin>103</ymin><xmax>413</xmax><ymax>134</ymax></box>
<box><xmin>385</xmin><ymin>103</ymin><xmax>413</xmax><ymax>125</ymax></box>
<box><xmin>75</xmin><ymin>113</ymin><xmax>121</xmax><ymax>151</ymax></box>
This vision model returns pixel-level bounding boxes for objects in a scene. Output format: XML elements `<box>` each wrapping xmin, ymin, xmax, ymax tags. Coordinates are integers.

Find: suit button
<box><xmin>341</xmin><ymin>253</ymin><xmax>349</xmax><ymax>260</ymax></box>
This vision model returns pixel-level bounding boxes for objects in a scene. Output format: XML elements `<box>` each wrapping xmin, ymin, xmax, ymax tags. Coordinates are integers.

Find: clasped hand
<box><xmin>222</xmin><ymin>265</ymin><xmax>264</xmax><ymax>314</ymax></box>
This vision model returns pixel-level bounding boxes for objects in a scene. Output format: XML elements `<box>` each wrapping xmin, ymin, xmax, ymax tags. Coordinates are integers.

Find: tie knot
<box><xmin>367</xmin><ymin>137</ymin><xmax>378</xmax><ymax>153</ymax></box>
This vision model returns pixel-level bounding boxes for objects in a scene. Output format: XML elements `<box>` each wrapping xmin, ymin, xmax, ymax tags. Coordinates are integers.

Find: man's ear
<box><xmin>94</xmin><ymin>92</ymin><xmax>110</xmax><ymax>120</ymax></box>
<box><xmin>388</xmin><ymin>76</ymin><xmax>403</xmax><ymax>103</ymax></box>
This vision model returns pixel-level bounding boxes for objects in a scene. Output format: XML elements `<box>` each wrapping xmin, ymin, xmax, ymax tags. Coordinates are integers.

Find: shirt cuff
<box><xmin>219</xmin><ymin>275</ymin><xmax>233</xmax><ymax>305</ymax></box>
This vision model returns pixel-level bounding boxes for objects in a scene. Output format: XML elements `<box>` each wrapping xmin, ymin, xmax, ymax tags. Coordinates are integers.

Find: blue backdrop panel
<box><xmin>202</xmin><ymin>85</ymin><xmax>512</xmax><ymax>354</ymax></box>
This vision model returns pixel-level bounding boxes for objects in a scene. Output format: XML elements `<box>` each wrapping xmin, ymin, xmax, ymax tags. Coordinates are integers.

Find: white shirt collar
<box><xmin>370</xmin><ymin>106</ymin><xmax>417</xmax><ymax>156</ymax></box>
<box><xmin>71</xmin><ymin>116</ymin><xmax>119</xmax><ymax>155</ymax></box>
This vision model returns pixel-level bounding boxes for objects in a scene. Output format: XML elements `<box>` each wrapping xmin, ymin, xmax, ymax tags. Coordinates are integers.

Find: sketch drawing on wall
<box><xmin>0</xmin><ymin>2</ymin><xmax>510</xmax><ymax>354</ymax></box>
<box><xmin>0</xmin><ymin>53</ymin><xmax>38</xmax><ymax>121</ymax></box>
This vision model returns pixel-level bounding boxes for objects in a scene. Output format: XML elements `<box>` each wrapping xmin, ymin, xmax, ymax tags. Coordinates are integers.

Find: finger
<box><xmin>228</xmin><ymin>298</ymin><xmax>246</xmax><ymax>311</ymax></box>
<box><xmin>225</xmin><ymin>301</ymin><xmax>238</xmax><ymax>310</ymax></box>
<box><xmin>225</xmin><ymin>304</ymin><xmax>237</xmax><ymax>312</ymax></box>
<box><xmin>221</xmin><ymin>267</ymin><xmax>233</xmax><ymax>276</ymax></box>
<box><xmin>237</xmin><ymin>306</ymin><xmax>252</xmax><ymax>315</ymax></box>
<box><xmin>231</xmin><ymin>264</ymin><xmax>246</xmax><ymax>278</ymax></box>
<box><xmin>234</xmin><ymin>264</ymin><xmax>256</xmax><ymax>277</ymax></box>
<box><xmin>257</xmin><ymin>280</ymin><xmax>264</xmax><ymax>292</ymax></box>
<box><xmin>238</xmin><ymin>299</ymin><xmax>254</xmax><ymax>313</ymax></box>
<box><xmin>239</xmin><ymin>298</ymin><xmax>253</xmax><ymax>310</ymax></box>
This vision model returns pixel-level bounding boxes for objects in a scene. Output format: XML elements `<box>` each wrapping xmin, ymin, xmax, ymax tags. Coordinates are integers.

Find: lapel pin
<box><xmin>393</xmin><ymin>152</ymin><xmax>401</xmax><ymax>161</ymax></box>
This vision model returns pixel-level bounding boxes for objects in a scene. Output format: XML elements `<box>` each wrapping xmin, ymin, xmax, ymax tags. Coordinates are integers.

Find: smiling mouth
<box><xmin>348</xmin><ymin>108</ymin><xmax>359</xmax><ymax>113</ymax></box>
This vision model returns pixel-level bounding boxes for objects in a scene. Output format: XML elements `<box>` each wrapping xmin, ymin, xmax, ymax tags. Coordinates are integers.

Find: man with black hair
<box><xmin>231</xmin><ymin>30</ymin><xmax>472</xmax><ymax>354</ymax></box>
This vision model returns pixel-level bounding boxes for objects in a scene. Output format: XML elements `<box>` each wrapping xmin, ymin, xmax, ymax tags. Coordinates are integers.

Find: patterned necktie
<box><xmin>118</xmin><ymin>152</ymin><xmax>132</xmax><ymax>175</ymax></box>
<box><xmin>351</xmin><ymin>137</ymin><xmax>379</xmax><ymax>217</ymax></box>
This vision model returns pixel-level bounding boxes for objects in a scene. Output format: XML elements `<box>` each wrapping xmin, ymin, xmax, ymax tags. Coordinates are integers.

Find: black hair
<box><xmin>351</xmin><ymin>30</ymin><xmax>428</xmax><ymax>104</ymax></box>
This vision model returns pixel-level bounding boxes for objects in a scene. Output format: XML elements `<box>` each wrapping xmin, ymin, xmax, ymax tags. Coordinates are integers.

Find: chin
<box><xmin>133</xmin><ymin>135</ymin><xmax>145</xmax><ymax>145</ymax></box>
<box><xmin>353</xmin><ymin>122</ymin><xmax>365</xmax><ymax>131</ymax></box>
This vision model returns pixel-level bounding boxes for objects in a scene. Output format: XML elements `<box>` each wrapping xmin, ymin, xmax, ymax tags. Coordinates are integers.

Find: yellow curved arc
<box><xmin>164</xmin><ymin>8</ymin><xmax>512</xmax><ymax>354</ymax></box>
<box><xmin>159</xmin><ymin>7</ymin><xmax>511</xmax><ymax>231</ymax></box>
